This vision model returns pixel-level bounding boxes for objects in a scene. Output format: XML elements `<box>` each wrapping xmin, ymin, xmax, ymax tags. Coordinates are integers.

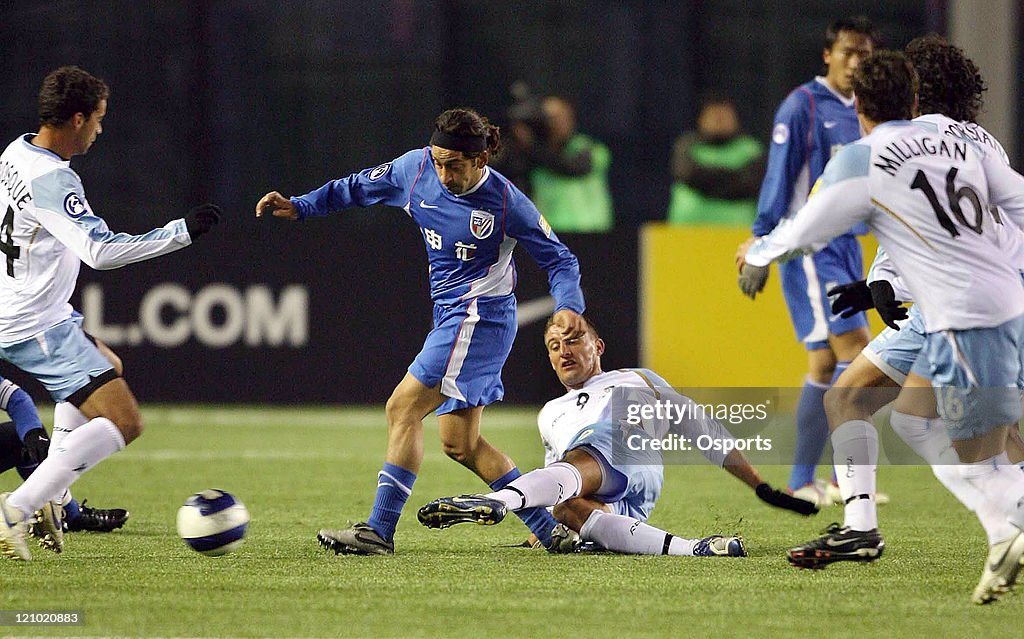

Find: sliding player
<box><xmin>418</xmin><ymin>316</ymin><xmax>817</xmax><ymax>557</ymax></box>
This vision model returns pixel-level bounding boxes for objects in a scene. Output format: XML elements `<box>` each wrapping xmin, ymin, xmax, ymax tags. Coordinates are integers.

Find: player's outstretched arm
<box><xmin>719</xmin><ymin>450</ymin><xmax>814</xmax><ymax>515</ymax></box>
<box><xmin>255</xmin><ymin>191</ymin><xmax>298</xmax><ymax>220</ymax></box>
<box><xmin>32</xmin><ymin>168</ymin><xmax>217</xmax><ymax>270</ymax></box>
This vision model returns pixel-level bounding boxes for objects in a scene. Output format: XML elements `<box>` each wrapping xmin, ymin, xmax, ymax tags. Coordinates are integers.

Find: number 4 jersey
<box><xmin>747</xmin><ymin>117</ymin><xmax>1024</xmax><ymax>333</ymax></box>
<box><xmin>0</xmin><ymin>134</ymin><xmax>191</xmax><ymax>345</ymax></box>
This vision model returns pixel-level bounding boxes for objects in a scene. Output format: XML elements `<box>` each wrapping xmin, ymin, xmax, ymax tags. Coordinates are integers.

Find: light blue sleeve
<box><xmin>745</xmin><ymin>145</ymin><xmax>873</xmax><ymax>268</ymax></box>
<box><xmin>816</xmin><ymin>143</ymin><xmax>871</xmax><ymax>190</ymax></box>
<box><xmin>31</xmin><ymin>167</ymin><xmax>191</xmax><ymax>270</ymax></box>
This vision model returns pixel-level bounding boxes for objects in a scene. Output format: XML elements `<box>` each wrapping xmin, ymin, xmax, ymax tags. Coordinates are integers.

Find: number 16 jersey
<box><xmin>747</xmin><ymin>117</ymin><xmax>1024</xmax><ymax>333</ymax></box>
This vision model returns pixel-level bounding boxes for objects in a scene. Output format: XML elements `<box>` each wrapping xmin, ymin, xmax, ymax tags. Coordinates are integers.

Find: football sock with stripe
<box><xmin>487</xmin><ymin>462</ymin><xmax>583</xmax><ymax>510</ymax></box>
<box><xmin>831</xmin><ymin>419</ymin><xmax>879</xmax><ymax>531</ymax></box>
<box><xmin>7</xmin><ymin>417</ymin><xmax>125</xmax><ymax>517</ymax></box>
<box><xmin>366</xmin><ymin>462</ymin><xmax>416</xmax><ymax>542</ymax></box>
<box><xmin>789</xmin><ymin>378</ymin><xmax>830</xmax><ymax>491</ymax></box>
<box><xmin>580</xmin><ymin>509</ymin><xmax>696</xmax><ymax>555</ymax></box>
<box><xmin>487</xmin><ymin>466</ymin><xmax>562</xmax><ymax>548</ymax></box>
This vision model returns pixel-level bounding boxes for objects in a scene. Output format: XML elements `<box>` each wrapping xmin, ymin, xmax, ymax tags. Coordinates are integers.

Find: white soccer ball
<box><xmin>176</xmin><ymin>489</ymin><xmax>250</xmax><ymax>557</ymax></box>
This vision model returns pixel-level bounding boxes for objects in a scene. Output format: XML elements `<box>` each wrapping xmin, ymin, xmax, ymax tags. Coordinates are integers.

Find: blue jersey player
<box><xmin>741</xmin><ymin>17</ymin><xmax>877</xmax><ymax>502</ymax></box>
<box><xmin>256</xmin><ymin>108</ymin><xmax>586</xmax><ymax>555</ymax></box>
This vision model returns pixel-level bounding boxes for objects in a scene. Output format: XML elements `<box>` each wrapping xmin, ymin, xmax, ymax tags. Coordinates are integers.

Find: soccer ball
<box><xmin>176</xmin><ymin>489</ymin><xmax>250</xmax><ymax>557</ymax></box>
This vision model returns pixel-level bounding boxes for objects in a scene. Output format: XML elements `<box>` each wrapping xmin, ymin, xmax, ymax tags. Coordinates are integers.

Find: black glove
<box><xmin>185</xmin><ymin>203</ymin><xmax>222</xmax><ymax>240</ymax></box>
<box><xmin>827</xmin><ymin>280</ymin><xmax>873</xmax><ymax>318</ymax></box>
<box><xmin>868</xmin><ymin>280</ymin><xmax>909</xmax><ymax>330</ymax></box>
<box><xmin>738</xmin><ymin>264</ymin><xmax>769</xmax><ymax>300</ymax></box>
<box><xmin>21</xmin><ymin>427</ymin><xmax>50</xmax><ymax>465</ymax></box>
<box><xmin>756</xmin><ymin>482</ymin><xmax>819</xmax><ymax>516</ymax></box>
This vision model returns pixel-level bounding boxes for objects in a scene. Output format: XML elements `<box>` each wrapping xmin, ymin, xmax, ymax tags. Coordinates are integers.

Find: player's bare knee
<box><xmin>384</xmin><ymin>393</ymin><xmax>417</xmax><ymax>428</ymax></box>
<box><xmin>823</xmin><ymin>385</ymin><xmax>851</xmax><ymax>419</ymax></box>
<box><xmin>440</xmin><ymin>437</ymin><xmax>475</xmax><ymax>466</ymax></box>
<box><xmin>116</xmin><ymin>417</ymin><xmax>144</xmax><ymax>444</ymax></box>
<box><xmin>552</xmin><ymin>501</ymin><xmax>589</xmax><ymax>532</ymax></box>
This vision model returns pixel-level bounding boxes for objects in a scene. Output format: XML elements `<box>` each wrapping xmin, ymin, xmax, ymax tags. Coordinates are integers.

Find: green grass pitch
<box><xmin>0</xmin><ymin>405</ymin><xmax>1020</xmax><ymax>637</ymax></box>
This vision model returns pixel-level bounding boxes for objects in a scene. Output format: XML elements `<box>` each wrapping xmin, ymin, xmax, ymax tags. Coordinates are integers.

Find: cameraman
<box><xmin>498</xmin><ymin>92</ymin><xmax>613</xmax><ymax>233</ymax></box>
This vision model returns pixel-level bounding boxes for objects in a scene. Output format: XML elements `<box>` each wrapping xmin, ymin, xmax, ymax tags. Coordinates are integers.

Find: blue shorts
<box><xmin>910</xmin><ymin>314</ymin><xmax>1024</xmax><ymax>441</ymax></box>
<box><xmin>779</xmin><ymin>235</ymin><xmax>868</xmax><ymax>350</ymax></box>
<box><xmin>409</xmin><ymin>295</ymin><xmax>516</xmax><ymax>416</ymax></box>
<box><xmin>0</xmin><ymin>315</ymin><xmax>115</xmax><ymax>404</ymax></box>
<box><xmin>565</xmin><ymin>422</ymin><xmax>664</xmax><ymax>522</ymax></box>
<box><xmin>863</xmin><ymin>306</ymin><xmax>926</xmax><ymax>385</ymax></box>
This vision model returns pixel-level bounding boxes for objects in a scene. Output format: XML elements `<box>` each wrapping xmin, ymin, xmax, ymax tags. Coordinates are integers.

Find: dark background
<box><xmin>0</xmin><ymin>1</ymin><xmax>1005</xmax><ymax>404</ymax></box>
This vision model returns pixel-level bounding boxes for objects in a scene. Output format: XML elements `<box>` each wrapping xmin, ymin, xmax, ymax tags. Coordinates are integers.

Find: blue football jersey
<box><xmin>290</xmin><ymin>148</ymin><xmax>584</xmax><ymax>312</ymax></box>
<box><xmin>753</xmin><ymin>78</ymin><xmax>865</xmax><ymax>238</ymax></box>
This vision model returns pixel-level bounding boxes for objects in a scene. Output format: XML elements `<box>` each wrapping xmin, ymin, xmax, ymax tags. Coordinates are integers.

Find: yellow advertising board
<box><xmin>639</xmin><ymin>223</ymin><xmax>884</xmax><ymax>387</ymax></box>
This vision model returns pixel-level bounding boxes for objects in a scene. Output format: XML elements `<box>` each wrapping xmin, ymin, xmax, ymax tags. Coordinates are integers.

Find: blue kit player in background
<box><xmin>256</xmin><ymin>107</ymin><xmax>586</xmax><ymax>555</ymax></box>
<box><xmin>740</xmin><ymin>17</ymin><xmax>878</xmax><ymax>505</ymax></box>
<box><xmin>0</xmin><ymin>375</ymin><xmax>128</xmax><ymax>534</ymax></box>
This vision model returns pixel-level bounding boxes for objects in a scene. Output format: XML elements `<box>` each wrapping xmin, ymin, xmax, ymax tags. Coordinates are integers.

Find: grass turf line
<box><xmin>0</xmin><ymin>405</ymin><xmax>1018</xmax><ymax>637</ymax></box>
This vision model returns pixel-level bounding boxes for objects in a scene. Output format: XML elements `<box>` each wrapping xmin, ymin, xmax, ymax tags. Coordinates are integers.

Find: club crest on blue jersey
<box><xmin>470</xmin><ymin>209</ymin><xmax>494</xmax><ymax>240</ymax></box>
<box><xmin>368</xmin><ymin>163</ymin><xmax>392</xmax><ymax>181</ymax></box>
<box><xmin>772</xmin><ymin>123</ymin><xmax>789</xmax><ymax>145</ymax></box>
<box><xmin>63</xmin><ymin>192</ymin><xmax>88</xmax><ymax>218</ymax></box>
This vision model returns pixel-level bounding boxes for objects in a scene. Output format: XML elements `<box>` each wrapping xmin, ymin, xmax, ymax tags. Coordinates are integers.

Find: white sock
<box><xmin>831</xmin><ymin>420</ymin><xmax>879</xmax><ymax>531</ymax></box>
<box><xmin>7</xmin><ymin>418</ymin><xmax>125</xmax><ymax>517</ymax></box>
<box><xmin>51</xmin><ymin>402</ymin><xmax>90</xmax><ymax>505</ymax></box>
<box><xmin>890</xmin><ymin>412</ymin><xmax>986</xmax><ymax>508</ymax></box>
<box><xmin>579</xmin><ymin>509</ymin><xmax>697</xmax><ymax>555</ymax></box>
<box><xmin>918</xmin><ymin>441</ymin><xmax>1017</xmax><ymax>544</ymax></box>
<box><xmin>960</xmin><ymin>453</ymin><xmax>1024</xmax><ymax>535</ymax></box>
<box><xmin>889</xmin><ymin>411</ymin><xmax>952</xmax><ymax>464</ymax></box>
<box><xmin>486</xmin><ymin>462</ymin><xmax>582</xmax><ymax>510</ymax></box>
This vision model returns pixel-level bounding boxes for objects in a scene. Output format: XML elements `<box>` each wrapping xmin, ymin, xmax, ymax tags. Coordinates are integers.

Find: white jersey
<box><xmin>0</xmin><ymin>134</ymin><xmax>191</xmax><ymax>344</ymax></box>
<box><xmin>536</xmin><ymin>368</ymin><xmax>732</xmax><ymax>467</ymax></box>
<box><xmin>866</xmin><ymin>115</ymin><xmax>1023</xmax><ymax>301</ymax></box>
<box><xmin>748</xmin><ymin>119</ymin><xmax>1024</xmax><ymax>332</ymax></box>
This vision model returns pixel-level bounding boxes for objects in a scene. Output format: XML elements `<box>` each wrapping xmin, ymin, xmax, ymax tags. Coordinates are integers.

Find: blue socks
<box><xmin>365</xmin><ymin>463</ymin><xmax>557</xmax><ymax>547</ymax></box>
<box><xmin>64</xmin><ymin>497</ymin><xmax>81</xmax><ymax>522</ymax></box>
<box><xmin>789</xmin><ymin>378</ymin><xmax>831</xmax><ymax>491</ymax></box>
<box><xmin>367</xmin><ymin>462</ymin><xmax>416</xmax><ymax>542</ymax></box>
<box><xmin>490</xmin><ymin>467</ymin><xmax>556</xmax><ymax>548</ymax></box>
<box><xmin>789</xmin><ymin>361</ymin><xmax>850</xmax><ymax>491</ymax></box>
